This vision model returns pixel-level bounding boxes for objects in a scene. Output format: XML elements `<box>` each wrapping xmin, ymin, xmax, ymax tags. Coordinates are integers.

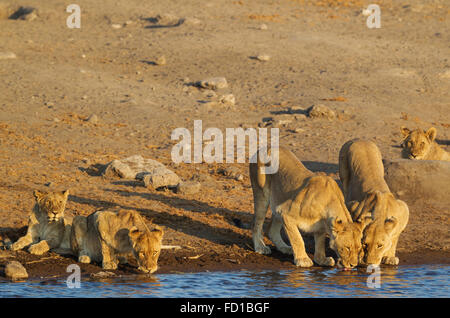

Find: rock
<box><xmin>154</xmin><ymin>13</ymin><xmax>181</xmax><ymax>26</ymax></box>
<box><xmin>103</xmin><ymin>155</ymin><xmax>180</xmax><ymax>189</ymax></box>
<box><xmin>9</xmin><ymin>6</ymin><xmax>37</xmax><ymax>21</ymax></box>
<box><xmin>384</xmin><ymin>159</ymin><xmax>450</xmax><ymax>207</ymax></box>
<box><xmin>218</xmin><ymin>166</ymin><xmax>244</xmax><ymax>181</ymax></box>
<box><xmin>155</xmin><ymin>56</ymin><xmax>166</xmax><ymax>65</ymax></box>
<box><xmin>111</xmin><ymin>23</ymin><xmax>122</xmax><ymax>29</ymax></box>
<box><xmin>183</xmin><ymin>17</ymin><xmax>201</xmax><ymax>25</ymax></box>
<box><xmin>439</xmin><ymin>69</ymin><xmax>450</xmax><ymax>79</ymax></box>
<box><xmin>219</xmin><ymin>94</ymin><xmax>235</xmax><ymax>106</ymax></box>
<box><xmin>308</xmin><ymin>104</ymin><xmax>336</xmax><ymax>120</ymax></box>
<box><xmin>0</xmin><ymin>52</ymin><xmax>17</xmax><ymax>60</ymax></box>
<box><xmin>255</xmin><ymin>54</ymin><xmax>270</xmax><ymax>62</ymax></box>
<box><xmin>259</xmin><ymin>23</ymin><xmax>268</xmax><ymax>30</ymax></box>
<box><xmin>86</xmin><ymin>114</ymin><xmax>98</xmax><ymax>124</ymax></box>
<box><xmin>4</xmin><ymin>261</ymin><xmax>28</xmax><ymax>280</ymax></box>
<box><xmin>197</xmin><ymin>77</ymin><xmax>228</xmax><ymax>90</ymax></box>
<box><xmin>176</xmin><ymin>181</ymin><xmax>201</xmax><ymax>195</ymax></box>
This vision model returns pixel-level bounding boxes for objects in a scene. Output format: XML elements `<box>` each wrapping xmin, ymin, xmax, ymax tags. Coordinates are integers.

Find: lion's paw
<box><xmin>102</xmin><ymin>261</ymin><xmax>118</xmax><ymax>270</ymax></box>
<box><xmin>28</xmin><ymin>242</ymin><xmax>48</xmax><ymax>255</ymax></box>
<box><xmin>79</xmin><ymin>255</ymin><xmax>91</xmax><ymax>264</ymax></box>
<box><xmin>294</xmin><ymin>257</ymin><xmax>314</xmax><ymax>267</ymax></box>
<box><xmin>254</xmin><ymin>245</ymin><xmax>271</xmax><ymax>255</ymax></box>
<box><xmin>382</xmin><ymin>256</ymin><xmax>399</xmax><ymax>265</ymax></box>
<box><xmin>315</xmin><ymin>256</ymin><xmax>335</xmax><ymax>267</ymax></box>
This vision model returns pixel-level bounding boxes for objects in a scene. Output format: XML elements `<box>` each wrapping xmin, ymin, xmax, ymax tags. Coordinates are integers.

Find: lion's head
<box><xmin>128</xmin><ymin>226</ymin><xmax>164</xmax><ymax>274</ymax></box>
<box><xmin>361</xmin><ymin>216</ymin><xmax>397</xmax><ymax>266</ymax></box>
<box><xmin>400</xmin><ymin>127</ymin><xmax>437</xmax><ymax>160</ymax></box>
<box><xmin>33</xmin><ymin>190</ymin><xmax>69</xmax><ymax>222</ymax></box>
<box><xmin>329</xmin><ymin>218</ymin><xmax>365</xmax><ymax>269</ymax></box>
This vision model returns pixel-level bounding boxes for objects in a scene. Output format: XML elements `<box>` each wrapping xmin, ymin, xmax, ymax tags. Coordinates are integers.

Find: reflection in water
<box><xmin>0</xmin><ymin>265</ymin><xmax>448</xmax><ymax>297</ymax></box>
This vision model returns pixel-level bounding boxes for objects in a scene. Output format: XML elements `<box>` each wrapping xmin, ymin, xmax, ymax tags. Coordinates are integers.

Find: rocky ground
<box><xmin>0</xmin><ymin>0</ymin><xmax>449</xmax><ymax>280</ymax></box>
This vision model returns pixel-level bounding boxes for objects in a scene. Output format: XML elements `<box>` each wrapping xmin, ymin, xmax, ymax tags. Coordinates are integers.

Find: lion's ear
<box><xmin>33</xmin><ymin>190</ymin><xmax>45</xmax><ymax>201</ymax></box>
<box><xmin>129</xmin><ymin>226</ymin><xmax>143</xmax><ymax>243</ymax></box>
<box><xmin>62</xmin><ymin>190</ymin><xmax>69</xmax><ymax>199</ymax></box>
<box><xmin>356</xmin><ymin>212</ymin><xmax>372</xmax><ymax>229</ymax></box>
<box><xmin>384</xmin><ymin>216</ymin><xmax>397</xmax><ymax>234</ymax></box>
<box><xmin>425</xmin><ymin>127</ymin><xmax>437</xmax><ymax>142</ymax></box>
<box><xmin>331</xmin><ymin>217</ymin><xmax>344</xmax><ymax>234</ymax></box>
<box><xmin>400</xmin><ymin>127</ymin><xmax>411</xmax><ymax>137</ymax></box>
<box><xmin>151</xmin><ymin>228</ymin><xmax>164</xmax><ymax>241</ymax></box>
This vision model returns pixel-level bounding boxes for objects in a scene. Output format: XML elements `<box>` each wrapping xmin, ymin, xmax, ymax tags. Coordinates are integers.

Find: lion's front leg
<box><xmin>282</xmin><ymin>214</ymin><xmax>313</xmax><ymax>267</ymax></box>
<box><xmin>101</xmin><ymin>241</ymin><xmax>118</xmax><ymax>270</ymax></box>
<box><xmin>10</xmin><ymin>233</ymin><xmax>34</xmax><ymax>251</ymax></box>
<box><xmin>313</xmin><ymin>232</ymin><xmax>335</xmax><ymax>267</ymax></box>
<box><xmin>382</xmin><ymin>234</ymin><xmax>400</xmax><ymax>265</ymax></box>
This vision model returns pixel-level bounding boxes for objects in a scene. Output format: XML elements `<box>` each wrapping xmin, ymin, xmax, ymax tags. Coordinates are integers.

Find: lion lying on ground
<box><xmin>70</xmin><ymin>208</ymin><xmax>163</xmax><ymax>274</ymax></box>
<box><xmin>400</xmin><ymin>127</ymin><xmax>450</xmax><ymax>161</ymax></box>
<box><xmin>249</xmin><ymin>146</ymin><xmax>364</xmax><ymax>269</ymax></box>
<box><xmin>11</xmin><ymin>190</ymin><xmax>72</xmax><ymax>255</ymax></box>
<box><xmin>339</xmin><ymin>139</ymin><xmax>409</xmax><ymax>266</ymax></box>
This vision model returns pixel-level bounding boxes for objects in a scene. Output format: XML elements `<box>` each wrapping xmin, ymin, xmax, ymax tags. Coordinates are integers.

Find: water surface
<box><xmin>0</xmin><ymin>264</ymin><xmax>448</xmax><ymax>297</ymax></box>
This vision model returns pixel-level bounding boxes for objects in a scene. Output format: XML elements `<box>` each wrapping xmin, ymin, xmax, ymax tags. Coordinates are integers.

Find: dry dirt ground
<box><xmin>0</xmin><ymin>0</ymin><xmax>449</xmax><ymax>279</ymax></box>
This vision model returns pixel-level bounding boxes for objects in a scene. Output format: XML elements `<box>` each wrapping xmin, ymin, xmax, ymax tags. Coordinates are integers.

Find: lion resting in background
<box><xmin>250</xmin><ymin>146</ymin><xmax>364</xmax><ymax>269</ymax></box>
<box><xmin>70</xmin><ymin>208</ymin><xmax>163</xmax><ymax>274</ymax></box>
<box><xmin>11</xmin><ymin>190</ymin><xmax>72</xmax><ymax>255</ymax></box>
<box><xmin>339</xmin><ymin>139</ymin><xmax>409</xmax><ymax>266</ymax></box>
<box><xmin>400</xmin><ymin>127</ymin><xmax>450</xmax><ymax>161</ymax></box>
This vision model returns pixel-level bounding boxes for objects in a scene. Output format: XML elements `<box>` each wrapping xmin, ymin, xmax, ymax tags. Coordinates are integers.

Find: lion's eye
<box><xmin>377</xmin><ymin>244</ymin><xmax>383</xmax><ymax>249</ymax></box>
<box><xmin>153</xmin><ymin>251</ymin><xmax>158</xmax><ymax>257</ymax></box>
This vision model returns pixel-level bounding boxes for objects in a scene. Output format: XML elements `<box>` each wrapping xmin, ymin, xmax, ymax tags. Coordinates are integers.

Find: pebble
<box><xmin>198</xmin><ymin>77</ymin><xmax>228</xmax><ymax>90</ymax></box>
<box><xmin>259</xmin><ymin>23</ymin><xmax>268</xmax><ymax>30</ymax></box>
<box><xmin>256</xmin><ymin>54</ymin><xmax>270</xmax><ymax>62</ymax></box>
<box><xmin>111</xmin><ymin>23</ymin><xmax>122</xmax><ymax>29</ymax></box>
<box><xmin>86</xmin><ymin>114</ymin><xmax>98</xmax><ymax>124</ymax></box>
<box><xmin>155</xmin><ymin>56</ymin><xmax>166</xmax><ymax>65</ymax></box>
<box><xmin>219</xmin><ymin>94</ymin><xmax>236</xmax><ymax>105</ymax></box>
<box><xmin>5</xmin><ymin>261</ymin><xmax>28</xmax><ymax>280</ymax></box>
<box><xmin>308</xmin><ymin>104</ymin><xmax>336</xmax><ymax>120</ymax></box>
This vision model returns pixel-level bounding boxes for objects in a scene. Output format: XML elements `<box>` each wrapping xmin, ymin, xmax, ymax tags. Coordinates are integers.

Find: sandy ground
<box><xmin>0</xmin><ymin>0</ymin><xmax>449</xmax><ymax>279</ymax></box>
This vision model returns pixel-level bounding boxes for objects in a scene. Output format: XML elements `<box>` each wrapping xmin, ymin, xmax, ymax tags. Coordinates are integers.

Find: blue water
<box><xmin>0</xmin><ymin>265</ymin><xmax>448</xmax><ymax>297</ymax></box>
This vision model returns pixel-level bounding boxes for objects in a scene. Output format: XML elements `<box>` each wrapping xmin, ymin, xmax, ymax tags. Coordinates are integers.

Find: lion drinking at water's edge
<box><xmin>10</xmin><ymin>190</ymin><xmax>72</xmax><ymax>255</ymax></box>
<box><xmin>339</xmin><ymin>139</ymin><xmax>409</xmax><ymax>266</ymax></box>
<box><xmin>70</xmin><ymin>208</ymin><xmax>163</xmax><ymax>273</ymax></box>
<box><xmin>249</xmin><ymin>146</ymin><xmax>365</xmax><ymax>269</ymax></box>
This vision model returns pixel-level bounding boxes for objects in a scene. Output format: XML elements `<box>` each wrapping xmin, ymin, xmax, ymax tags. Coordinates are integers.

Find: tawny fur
<box><xmin>339</xmin><ymin>139</ymin><xmax>409</xmax><ymax>265</ymax></box>
<box><xmin>249</xmin><ymin>146</ymin><xmax>364</xmax><ymax>269</ymax></box>
<box><xmin>400</xmin><ymin>127</ymin><xmax>450</xmax><ymax>161</ymax></box>
<box><xmin>11</xmin><ymin>190</ymin><xmax>72</xmax><ymax>255</ymax></box>
<box><xmin>70</xmin><ymin>208</ymin><xmax>163</xmax><ymax>273</ymax></box>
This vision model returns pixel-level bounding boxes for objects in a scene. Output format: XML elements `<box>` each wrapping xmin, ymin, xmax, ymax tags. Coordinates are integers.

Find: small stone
<box><xmin>219</xmin><ymin>166</ymin><xmax>244</xmax><ymax>181</ymax></box>
<box><xmin>219</xmin><ymin>94</ymin><xmax>236</xmax><ymax>105</ymax></box>
<box><xmin>155</xmin><ymin>13</ymin><xmax>181</xmax><ymax>26</ymax></box>
<box><xmin>155</xmin><ymin>56</ymin><xmax>166</xmax><ymax>65</ymax></box>
<box><xmin>143</xmin><ymin>168</ymin><xmax>180</xmax><ymax>189</ymax></box>
<box><xmin>259</xmin><ymin>23</ymin><xmax>268</xmax><ymax>30</ymax></box>
<box><xmin>176</xmin><ymin>181</ymin><xmax>201</xmax><ymax>195</ymax></box>
<box><xmin>86</xmin><ymin>114</ymin><xmax>98</xmax><ymax>124</ymax></box>
<box><xmin>255</xmin><ymin>54</ymin><xmax>270</xmax><ymax>62</ymax></box>
<box><xmin>0</xmin><ymin>52</ymin><xmax>17</xmax><ymax>60</ymax></box>
<box><xmin>5</xmin><ymin>261</ymin><xmax>28</xmax><ymax>280</ymax></box>
<box><xmin>198</xmin><ymin>77</ymin><xmax>228</xmax><ymax>90</ymax></box>
<box><xmin>111</xmin><ymin>23</ymin><xmax>122</xmax><ymax>29</ymax></box>
<box><xmin>184</xmin><ymin>17</ymin><xmax>201</xmax><ymax>25</ymax></box>
<box><xmin>308</xmin><ymin>104</ymin><xmax>336</xmax><ymax>120</ymax></box>
<box><xmin>9</xmin><ymin>6</ymin><xmax>37</xmax><ymax>21</ymax></box>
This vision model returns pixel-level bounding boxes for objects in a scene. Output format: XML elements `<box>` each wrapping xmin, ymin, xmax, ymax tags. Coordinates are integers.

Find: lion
<box><xmin>70</xmin><ymin>208</ymin><xmax>163</xmax><ymax>274</ymax></box>
<box><xmin>249</xmin><ymin>146</ymin><xmax>365</xmax><ymax>269</ymax></box>
<box><xmin>339</xmin><ymin>139</ymin><xmax>409</xmax><ymax>266</ymax></box>
<box><xmin>10</xmin><ymin>190</ymin><xmax>72</xmax><ymax>255</ymax></box>
<box><xmin>400</xmin><ymin>127</ymin><xmax>450</xmax><ymax>161</ymax></box>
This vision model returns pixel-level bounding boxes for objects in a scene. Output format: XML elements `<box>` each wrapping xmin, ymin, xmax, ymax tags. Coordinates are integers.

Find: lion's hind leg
<box><xmin>269</xmin><ymin>207</ymin><xmax>292</xmax><ymax>255</ymax></box>
<box><xmin>71</xmin><ymin>216</ymin><xmax>92</xmax><ymax>263</ymax></box>
<box><xmin>251</xmin><ymin>183</ymin><xmax>271</xmax><ymax>255</ymax></box>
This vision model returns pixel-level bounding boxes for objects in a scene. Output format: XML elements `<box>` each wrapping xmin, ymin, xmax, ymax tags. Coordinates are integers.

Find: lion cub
<box><xmin>400</xmin><ymin>127</ymin><xmax>450</xmax><ymax>161</ymax></box>
<box><xmin>11</xmin><ymin>190</ymin><xmax>72</xmax><ymax>255</ymax></box>
<box><xmin>70</xmin><ymin>209</ymin><xmax>163</xmax><ymax>273</ymax></box>
<box><xmin>339</xmin><ymin>139</ymin><xmax>409</xmax><ymax>266</ymax></box>
<box><xmin>250</xmin><ymin>147</ymin><xmax>364</xmax><ymax>269</ymax></box>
